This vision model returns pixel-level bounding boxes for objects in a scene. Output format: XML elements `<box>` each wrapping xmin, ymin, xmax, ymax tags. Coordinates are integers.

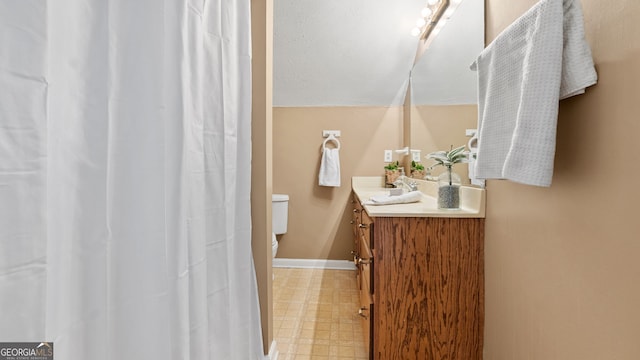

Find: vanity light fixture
<box><xmin>411</xmin><ymin>0</ymin><xmax>464</xmax><ymax>44</ymax></box>
<box><xmin>411</xmin><ymin>0</ymin><xmax>464</xmax><ymax>64</ymax></box>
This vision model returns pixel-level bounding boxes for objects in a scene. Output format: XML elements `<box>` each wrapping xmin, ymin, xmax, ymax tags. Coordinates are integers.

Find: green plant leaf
<box><xmin>426</xmin><ymin>144</ymin><xmax>468</xmax><ymax>168</ymax></box>
<box><xmin>384</xmin><ymin>160</ymin><xmax>399</xmax><ymax>171</ymax></box>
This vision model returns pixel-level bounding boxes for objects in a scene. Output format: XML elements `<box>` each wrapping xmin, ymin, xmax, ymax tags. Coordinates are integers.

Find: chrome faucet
<box><xmin>393</xmin><ymin>174</ymin><xmax>419</xmax><ymax>192</ymax></box>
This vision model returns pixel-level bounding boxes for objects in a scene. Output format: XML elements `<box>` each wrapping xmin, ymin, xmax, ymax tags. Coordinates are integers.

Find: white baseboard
<box><xmin>272</xmin><ymin>258</ymin><xmax>356</xmax><ymax>271</ymax></box>
<box><xmin>265</xmin><ymin>340</ymin><xmax>278</xmax><ymax>360</ymax></box>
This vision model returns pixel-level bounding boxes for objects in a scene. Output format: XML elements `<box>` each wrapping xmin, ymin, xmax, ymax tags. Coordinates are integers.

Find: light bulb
<box><xmin>411</xmin><ymin>27</ymin><xmax>421</xmax><ymax>37</ymax></box>
<box><xmin>421</xmin><ymin>7</ymin><xmax>433</xmax><ymax>18</ymax></box>
<box><xmin>416</xmin><ymin>18</ymin><xmax>426</xmax><ymax>27</ymax></box>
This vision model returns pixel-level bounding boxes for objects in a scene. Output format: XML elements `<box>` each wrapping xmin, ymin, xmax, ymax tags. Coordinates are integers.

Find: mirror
<box><xmin>407</xmin><ymin>0</ymin><xmax>484</xmax><ymax>183</ymax></box>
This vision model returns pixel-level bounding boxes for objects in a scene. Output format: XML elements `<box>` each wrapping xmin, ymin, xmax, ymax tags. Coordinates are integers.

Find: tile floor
<box><xmin>272</xmin><ymin>267</ymin><xmax>368</xmax><ymax>360</ymax></box>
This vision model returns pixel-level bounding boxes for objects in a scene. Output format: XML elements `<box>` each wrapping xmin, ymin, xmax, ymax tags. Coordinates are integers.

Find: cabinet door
<box><xmin>359</xmin><ymin>275</ymin><xmax>373</xmax><ymax>359</ymax></box>
<box><xmin>359</xmin><ymin>232</ymin><xmax>374</xmax><ymax>359</ymax></box>
<box><xmin>358</xmin><ymin>211</ymin><xmax>374</xmax><ymax>294</ymax></box>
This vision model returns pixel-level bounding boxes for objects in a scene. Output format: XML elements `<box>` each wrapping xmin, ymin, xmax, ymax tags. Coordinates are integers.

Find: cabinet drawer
<box><xmin>351</xmin><ymin>194</ymin><xmax>362</xmax><ymax>240</ymax></box>
<box><xmin>359</xmin><ymin>209</ymin><xmax>373</xmax><ymax>251</ymax></box>
<box><xmin>351</xmin><ymin>193</ymin><xmax>363</xmax><ymax>289</ymax></box>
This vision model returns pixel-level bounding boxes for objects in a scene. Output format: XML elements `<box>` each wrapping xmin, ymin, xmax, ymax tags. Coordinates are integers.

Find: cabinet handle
<box><xmin>358</xmin><ymin>223</ymin><xmax>368</xmax><ymax>229</ymax></box>
<box><xmin>351</xmin><ymin>251</ymin><xmax>360</xmax><ymax>264</ymax></box>
<box><xmin>358</xmin><ymin>306</ymin><xmax>369</xmax><ymax>319</ymax></box>
<box><xmin>353</xmin><ymin>209</ymin><xmax>361</xmax><ymax>213</ymax></box>
<box><xmin>357</xmin><ymin>258</ymin><xmax>372</xmax><ymax>265</ymax></box>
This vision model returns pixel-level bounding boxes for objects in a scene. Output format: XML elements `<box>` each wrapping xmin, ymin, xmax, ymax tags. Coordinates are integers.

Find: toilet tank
<box><xmin>272</xmin><ymin>194</ymin><xmax>289</xmax><ymax>235</ymax></box>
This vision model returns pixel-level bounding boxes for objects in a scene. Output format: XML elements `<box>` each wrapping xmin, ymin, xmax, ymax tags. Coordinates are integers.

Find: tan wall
<box><xmin>484</xmin><ymin>1</ymin><xmax>640</xmax><ymax>359</ymax></box>
<box><xmin>251</xmin><ymin>0</ymin><xmax>273</xmax><ymax>354</ymax></box>
<box><xmin>410</xmin><ymin>104</ymin><xmax>478</xmax><ymax>183</ymax></box>
<box><xmin>272</xmin><ymin>106</ymin><xmax>403</xmax><ymax>260</ymax></box>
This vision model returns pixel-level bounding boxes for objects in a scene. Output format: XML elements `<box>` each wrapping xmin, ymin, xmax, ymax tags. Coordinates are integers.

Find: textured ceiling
<box><xmin>273</xmin><ymin>0</ymin><xmax>484</xmax><ymax>107</ymax></box>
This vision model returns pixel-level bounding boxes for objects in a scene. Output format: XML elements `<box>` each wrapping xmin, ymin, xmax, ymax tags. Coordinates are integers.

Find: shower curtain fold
<box><xmin>0</xmin><ymin>0</ymin><xmax>264</xmax><ymax>359</ymax></box>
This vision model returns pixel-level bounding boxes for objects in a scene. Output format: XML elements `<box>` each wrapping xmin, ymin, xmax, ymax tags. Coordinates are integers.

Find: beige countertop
<box><xmin>352</xmin><ymin>176</ymin><xmax>485</xmax><ymax>218</ymax></box>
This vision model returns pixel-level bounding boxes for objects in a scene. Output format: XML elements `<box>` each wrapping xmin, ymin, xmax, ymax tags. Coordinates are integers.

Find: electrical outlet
<box><xmin>411</xmin><ymin>150</ymin><xmax>421</xmax><ymax>162</ymax></box>
<box><xmin>384</xmin><ymin>150</ymin><xmax>393</xmax><ymax>162</ymax></box>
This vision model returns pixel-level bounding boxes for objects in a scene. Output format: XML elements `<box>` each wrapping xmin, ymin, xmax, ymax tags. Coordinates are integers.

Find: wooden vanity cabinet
<box><xmin>351</xmin><ymin>193</ymin><xmax>484</xmax><ymax>360</ymax></box>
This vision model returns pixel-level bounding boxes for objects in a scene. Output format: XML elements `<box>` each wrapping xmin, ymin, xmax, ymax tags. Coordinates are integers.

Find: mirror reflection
<box><xmin>410</xmin><ymin>0</ymin><xmax>484</xmax><ymax>106</ymax></box>
<box><xmin>408</xmin><ymin>0</ymin><xmax>484</xmax><ymax>184</ymax></box>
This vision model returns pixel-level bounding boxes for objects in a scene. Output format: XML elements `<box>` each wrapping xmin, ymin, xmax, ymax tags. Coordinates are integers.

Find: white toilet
<box><xmin>272</xmin><ymin>194</ymin><xmax>289</xmax><ymax>258</ymax></box>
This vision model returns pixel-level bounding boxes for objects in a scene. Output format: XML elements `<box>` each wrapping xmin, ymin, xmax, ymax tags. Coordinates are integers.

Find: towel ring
<box><xmin>322</xmin><ymin>135</ymin><xmax>341</xmax><ymax>151</ymax></box>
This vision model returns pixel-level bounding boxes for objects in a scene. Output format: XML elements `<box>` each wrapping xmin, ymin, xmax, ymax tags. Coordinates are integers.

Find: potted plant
<box><xmin>410</xmin><ymin>160</ymin><xmax>426</xmax><ymax>179</ymax></box>
<box><xmin>426</xmin><ymin>145</ymin><xmax>468</xmax><ymax>209</ymax></box>
<box><xmin>384</xmin><ymin>161</ymin><xmax>401</xmax><ymax>184</ymax></box>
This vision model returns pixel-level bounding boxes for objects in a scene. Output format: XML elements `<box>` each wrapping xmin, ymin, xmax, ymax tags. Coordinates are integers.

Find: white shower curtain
<box><xmin>0</xmin><ymin>1</ymin><xmax>264</xmax><ymax>359</ymax></box>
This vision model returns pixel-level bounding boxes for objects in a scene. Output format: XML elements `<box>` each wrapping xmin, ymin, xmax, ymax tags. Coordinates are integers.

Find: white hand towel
<box><xmin>363</xmin><ymin>191</ymin><xmax>422</xmax><ymax>206</ymax></box>
<box><xmin>319</xmin><ymin>148</ymin><xmax>341</xmax><ymax>187</ymax></box>
<box><xmin>472</xmin><ymin>0</ymin><xmax>597</xmax><ymax>187</ymax></box>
